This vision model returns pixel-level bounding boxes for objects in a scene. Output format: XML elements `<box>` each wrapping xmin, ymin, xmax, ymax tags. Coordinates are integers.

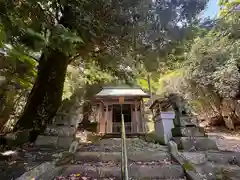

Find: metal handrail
<box><xmin>121</xmin><ymin>113</ymin><xmax>129</xmax><ymax>180</ymax></box>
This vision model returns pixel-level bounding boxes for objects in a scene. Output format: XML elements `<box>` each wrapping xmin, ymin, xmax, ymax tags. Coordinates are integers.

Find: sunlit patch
<box><xmin>1</xmin><ymin>150</ymin><xmax>17</xmax><ymax>156</ymax></box>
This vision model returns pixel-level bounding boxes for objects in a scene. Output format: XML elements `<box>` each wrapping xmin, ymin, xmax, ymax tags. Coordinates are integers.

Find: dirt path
<box><xmin>0</xmin><ymin>147</ymin><xmax>63</xmax><ymax>180</ymax></box>
<box><xmin>205</xmin><ymin>126</ymin><xmax>240</xmax><ymax>152</ymax></box>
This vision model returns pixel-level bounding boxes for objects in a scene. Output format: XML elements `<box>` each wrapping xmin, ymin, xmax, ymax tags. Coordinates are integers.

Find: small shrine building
<box><xmin>93</xmin><ymin>86</ymin><xmax>150</xmax><ymax>134</ymax></box>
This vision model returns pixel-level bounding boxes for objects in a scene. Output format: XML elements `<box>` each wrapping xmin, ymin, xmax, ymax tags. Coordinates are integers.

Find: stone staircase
<box><xmin>181</xmin><ymin>151</ymin><xmax>240</xmax><ymax>180</ymax></box>
<box><xmin>172</xmin><ymin>116</ymin><xmax>218</xmax><ymax>151</ymax></box>
<box><xmin>171</xmin><ymin>115</ymin><xmax>240</xmax><ymax>179</ymax></box>
<box><xmin>35</xmin><ymin>112</ymin><xmax>79</xmax><ymax>149</ymax></box>
<box><xmin>51</xmin><ymin>138</ymin><xmax>187</xmax><ymax>179</ymax></box>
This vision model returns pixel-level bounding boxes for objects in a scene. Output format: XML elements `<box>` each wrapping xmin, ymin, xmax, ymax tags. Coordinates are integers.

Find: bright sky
<box><xmin>202</xmin><ymin>0</ymin><xmax>220</xmax><ymax>18</ymax></box>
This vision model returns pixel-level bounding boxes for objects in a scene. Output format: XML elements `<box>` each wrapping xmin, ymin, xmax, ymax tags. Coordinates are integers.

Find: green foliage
<box><xmin>156</xmin><ymin>69</ymin><xmax>186</xmax><ymax>96</ymax></box>
<box><xmin>152</xmin><ymin>1</ymin><xmax>240</xmax><ymax>127</ymax></box>
<box><xmin>0</xmin><ymin>0</ymin><xmax>209</xmax><ymax>130</ymax></box>
<box><xmin>49</xmin><ymin>25</ymin><xmax>84</xmax><ymax>56</ymax></box>
<box><xmin>187</xmin><ymin>32</ymin><xmax>240</xmax><ymax>98</ymax></box>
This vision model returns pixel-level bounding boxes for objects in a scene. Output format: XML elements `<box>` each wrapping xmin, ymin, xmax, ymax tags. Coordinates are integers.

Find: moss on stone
<box><xmin>87</xmin><ymin>134</ymin><xmax>102</xmax><ymax>143</ymax></box>
<box><xmin>144</xmin><ymin>132</ymin><xmax>165</xmax><ymax>145</ymax></box>
<box><xmin>183</xmin><ymin>162</ymin><xmax>195</xmax><ymax>171</ymax></box>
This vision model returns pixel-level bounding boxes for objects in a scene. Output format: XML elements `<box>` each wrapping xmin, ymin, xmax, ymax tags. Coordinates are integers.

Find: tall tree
<box><xmin>0</xmin><ymin>0</ymin><xmax>208</xmax><ymax>131</ymax></box>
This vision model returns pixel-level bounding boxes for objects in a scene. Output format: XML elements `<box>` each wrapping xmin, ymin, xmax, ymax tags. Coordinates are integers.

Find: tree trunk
<box><xmin>0</xmin><ymin>95</ymin><xmax>15</xmax><ymax>132</ymax></box>
<box><xmin>147</xmin><ymin>74</ymin><xmax>152</xmax><ymax>100</ymax></box>
<box><xmin>14</xmin><ymin>48</ymin><xmax>69</xmax><ymax>131</ymax></box>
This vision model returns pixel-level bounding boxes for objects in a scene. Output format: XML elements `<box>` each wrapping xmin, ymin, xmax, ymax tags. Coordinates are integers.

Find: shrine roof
<box><xmin>95</xmin><ymin>86</ymin><xmax>150</xmax><ymax>98</ymax></box>
<box><xmin>149</xmin><ymin>96</ymin><xmax>171</xmax><ymax>110</ymax></box>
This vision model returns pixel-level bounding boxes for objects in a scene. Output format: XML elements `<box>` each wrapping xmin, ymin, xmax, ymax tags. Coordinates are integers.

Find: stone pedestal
<box><xmin>172</xmin><ymin>116</ymin><xmax>218</xmax><ymax>151</ymax></box>
<box><xmin>35</xmin><ymin>114</ymin><xmax>79</xmax><ymax>149</ymax></box>
<box><xmin>154</xmin><ymin>111</ymin><xmax>175</xmax><ymax>144</ymax></box>
<box><xmin>171</xmin><ymin>127</ymin><xmax>205</xmax><ymax>137</ymax></box>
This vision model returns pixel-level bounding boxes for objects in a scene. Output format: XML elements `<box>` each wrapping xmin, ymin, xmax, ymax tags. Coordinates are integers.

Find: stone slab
<box><xmin>206</xmin><ymin>152</ymin><xmax>240</xmax><ymax>165</ymax></box>
<box><xmin>57</xmin><ymin>136</ymin><xmax>73</xmax><ymax>149</ymax></box>
<box><xmin>61</xmin><ymin>164</ymin><xmax>184</xmax><ymax>179</ymax></box>
<box><xmin>99</xmin><ymin>138</ymin><xmax>149</xmax><ymax>146</ymax></box>
<box><xmin>5</xmin><ymin>131</ymin><xmax>30</xmax><ymax>146</ymax></box>
<box><xmin>181</xmin><ymin>152</ymin><xmax>207</xmax><ymax>165</ymax></box>
<box><xmin>16</xmin><ymin>162</ymin><xmax>55</xmax><ymax>180</ymax></box>
<box><xmin>74</xmin><ymin>151</ymin><xmax>170</xmax><ymax>162</ymax></box>
<box><xmin>172</xmin><ymin>127</ymin><xmax>205</xmax><ymax>137</ymax></box>
<box><xmin>44</xmin><ymin>126</ymin><xmax>76</xmax><ymax>136</ymax></box>
<box><xmin>198</xmin><ymin>163</ymin><xmax>240</xmax><ymax>180</ymax></box>
<box><xmin>38</xmin><ymin>166</ymin><xmax>65</xmax><ymax>180</ymax></box>
<box><xmin>173</xmin><ymin>137</ymin><xmax>218</xmax><ymax>151</ymax></box>
<box><xmin>35</xmin><ymin>136</ymin><xmax>58</xmax><ymax>147</ymax></box>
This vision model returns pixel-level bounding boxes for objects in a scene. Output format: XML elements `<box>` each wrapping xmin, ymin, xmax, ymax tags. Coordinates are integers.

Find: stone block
<box><xmin>198</xmin><ymin>163</ymin><xmax>240</xmax><ymax>180</ymax></box>
<box><xmin>55</xmin><ymin>117</ymin><xmax>78</xmax><ymax>127</ymax></box>
<box><xmin>172</xmin><ymin>127</ymin><xmax>205</xmax><ymax>137</ymax></box>
<box><xmin>44</xmin><ymin>126</ymin><xmax>76</xmax><ymax>136</ymax></box>
<box><xmin>61</xmin><ymin>164</ymin><xmax>184</xmax><ymax>179</ymax></box>
<box><xmin>57</xmin><ymin>137</ymin><xmax>73</xmax><ymax>149</ymax></box>
<box><xmin>173</xmin><ymin>137</ymin><xmax>218</xmax><ymax>151</ymax></box>
<box><xmin>181</xmin><ymin>152</ymin><xmax>207</xmax><ymax>165</ymax></box>
<box><xmin>38</xmin><ymin>166</ymin><xmax>64</xmax><ymax>180</ymax></box>
<box><xmin>175</xmin><ymin>116</ymin><xmax>198</xmax><ymax>127</ymax></box>
<box><xmin>16</xmin><ymin>162</ymin><xmax>55</xmax><ymax>180</ymax></box>
<box><xmin>35</xmin><ymin>135</ymin><xmax>58</xmax><ymax>147</ymax></box>
<box><xmin>5</xmin><ymin>131</ymin><xmax>30</xmax><ymax>147</ymax></box>
<box><xmin>207</xmin><ymin>152</ymin><xmax>240</xmax><ymax>165</ymax></box>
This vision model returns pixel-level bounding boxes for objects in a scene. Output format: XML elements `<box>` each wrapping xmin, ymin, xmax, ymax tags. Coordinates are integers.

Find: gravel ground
<box><xmin>210</xmin><ymin>136</ymin><xmax>240</xmax><ymax>152</ymax></box>
<box><xmin>71</xmin><ymin>159</ymin><xmax>176</xmax><ymax>166</ymax></box>
<box><xmin>54</xmin><ymin>175</ymin><xmax>186</xmax><ymax>180</ymax></box>
<box><xmin>78</xmin><ymin>138</ymin><xmax>168</xmax><ymax>152</ymax></box>
<box><xmin>205</xmin><ymin>127</ymin><xmax>240</xmax><ymax>152</ymax></box>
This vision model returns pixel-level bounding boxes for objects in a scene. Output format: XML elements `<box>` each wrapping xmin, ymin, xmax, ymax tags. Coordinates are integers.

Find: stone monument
<box><xmin>35</xmin><ymin>99</ymin><xmax>82</xmax><ymax>149</ymax></box>
<box><xmin>169</xmin><ymin>94</ymin><xmax>218</xmax><ymax>151</ymax></box>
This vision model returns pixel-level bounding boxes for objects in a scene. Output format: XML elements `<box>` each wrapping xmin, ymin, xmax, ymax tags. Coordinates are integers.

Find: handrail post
<box><xmin>121</xmin><ymin>105</ymin><xmax>129</xmax><ymax>180</ymax></box>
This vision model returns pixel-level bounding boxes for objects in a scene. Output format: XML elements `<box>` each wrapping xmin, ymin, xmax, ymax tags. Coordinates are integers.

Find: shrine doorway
<box><xmin>112</xmin><ymin>104</ymin><xmax>131</xmax><ymax>133</ymax></box>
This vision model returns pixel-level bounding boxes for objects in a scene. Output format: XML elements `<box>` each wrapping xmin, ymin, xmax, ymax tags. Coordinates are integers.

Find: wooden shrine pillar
<box><xmin>135</xmin><ymin>100</ymin><xmax>139</xmax><ymax>133</ymax></box>
<box><xmin>141</xmin><ymin>100</ymin><xmax>146</xmax><ymax>133</ymax></box>
<box><xmin>96</xmin><ymin>104</ymin><xmax>100</xmax><ymax>133</ymax></box>
<box><xmin>99</xmin><ymin>104</ymin><xmax>106</xmax><ymax>134</ymax></box>
<box><xmin>131</xmin><ymin>104</ymin><xmax>136</xmax><ymax>133</ymax></box>
<box><xmin>105</xmin><ymin>105</ymin><xmax>109</xmax><ymax>133</ymax></box>
<box><xmin>107</xmin><ymin>105</ymin><xmax>113</xmax><ymax>133</ymax></box>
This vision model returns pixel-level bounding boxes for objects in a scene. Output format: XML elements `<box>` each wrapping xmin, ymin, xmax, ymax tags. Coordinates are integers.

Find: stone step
<box><xmin>17</xmin><ymin>162</ymin><xmax>185</xmax><ymax>180</ymax></box>
<box><xmin>172</xmin><ymin>137</ymin><xmax>218</xmax><ymax>151</ymax></box>
<box><xmin>77</xmin><ymin>140</ymin><xmax>168</xmax><ymax>152</ymax></box>
<box><xmin>59</xmin><ymin>164</ymin><xmax>185</xmax><ymax>179</ymax></box>
<box><xmin>74</xmin><ymin>151</ymin><xmax>171</xmax><ymax>162</ymax></box>
<box><xmin>102</xmin><ymin>133</ymin><xmax>145</xmax><ymax>139</ymax></box>
<box><xmin>180</xmin><ymin>152</ymin><xmax>208</xmax><ymax>165</ymax></box>
<box><xmin>171</xmin><ymin>127</ymin><xmax>205</xmax><ymax>137</ymax></box>
<box><xmin>196</xmin><ymin>162</ymin><xmax>240</xmax><ymax>180</ymax></box>
<box><xmin>175</xmin><ymin>116</ymin><xmax>198</xmax><ymax>127</ymax></box>
<box><xmin>181</xmin><ymin>151</ymin><xmax>240</xmax><ymax>166</ymax></box>
<box><xmin>98</xmin><ymin>138</ymin><xmax>164</xmax><ymax>146</ymax></box>
<box><xmin>207</xmin><ymin>152</ymin><xmax>240</xmax><ymax>165</ymax></box>
<box><xmin>44</xmin><ymin>126</ymin><xmax>76</xmax><ymax>136</ymax></box>
<box><xmin>35</xmin><ymin>135</ymin><xmax>73</xmax><ymax>149</ymax></box>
